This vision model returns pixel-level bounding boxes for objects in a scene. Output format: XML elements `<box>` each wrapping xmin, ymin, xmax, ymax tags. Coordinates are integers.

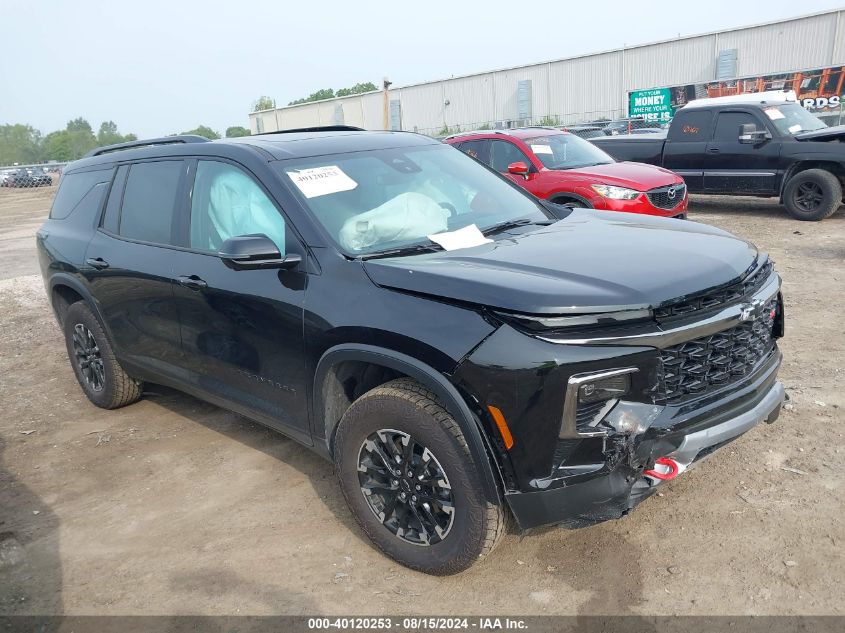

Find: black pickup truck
<box><xmin>591</xmin><ymin>97</ymin><xmax>845</xmax><ymax>221</ymax></box>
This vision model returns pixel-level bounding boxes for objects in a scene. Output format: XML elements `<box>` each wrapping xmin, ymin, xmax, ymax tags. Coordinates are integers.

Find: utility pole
<box><xmin>383</xmin><ymin>77</ymin><xmax>392</xmax><ymax>130</ymax></box>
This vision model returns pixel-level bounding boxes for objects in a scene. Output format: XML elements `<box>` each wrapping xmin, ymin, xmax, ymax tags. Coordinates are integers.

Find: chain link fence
<box><xmin>0</xmin><ymin>162</ymin><xmax>65</xmax><ymax>190</ymax></box>
<box><xmin>415</xmin><ymin>102</ymin><xmax>845</xmax><ymax>139</ymax></box>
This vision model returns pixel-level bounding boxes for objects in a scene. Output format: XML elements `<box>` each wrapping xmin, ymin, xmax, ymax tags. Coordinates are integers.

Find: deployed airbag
<box><xmin>339</xmin><ymin>192</ymin><xmax>448</xmax><ymax>252</ymax></box>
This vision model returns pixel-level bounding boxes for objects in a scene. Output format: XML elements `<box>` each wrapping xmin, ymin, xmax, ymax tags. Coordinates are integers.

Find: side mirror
<box><xmin>218</xmin><ymin>234</ymin><xmax>301</xmax><ymax>271</ymax></box>
<box><xmin>738</xmin><ymin>123</ymin><xmax>772</xmax><ymax>144</ymax></box>
<box><xmin>507</xmin><ymin>161</ymin><xmax>530</xmax><ymax>178</ymax></box>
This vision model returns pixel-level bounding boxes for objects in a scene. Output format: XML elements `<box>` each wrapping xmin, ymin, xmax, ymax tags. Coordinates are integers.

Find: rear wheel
<box><xmin>783</xmin><ymin>169</ymin><xmax>842</xmax><ymax>221</ymax></box>
<box><xmin>334</xmin><ymin>378</ymin><xmax>505</xmax><ymax>575</ymax></box>
<box><xmin>63</xmin><ymin>302</ymin><xmax>143</xmax><ymax>409</ymax></box>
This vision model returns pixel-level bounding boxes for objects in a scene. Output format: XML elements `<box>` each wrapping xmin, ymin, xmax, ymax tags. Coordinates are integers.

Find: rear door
<box><xmin>703</xmin><ymin>109</ymin><xmax>780</xmax><ymax>193</ymax></box>
<box><xmin>167</xmin><ymin>159</ymin><xmax>311</xmax><ymax>444</ymax></box>
<box><xmin>84</xmin><ymin>160</ymin><xmax>187</xmax><ymax>373</ymax></box>
<box><xmin>662</xmin><ymin>109</ymin><xmax>715</xmax><ymax>191</ymax></box>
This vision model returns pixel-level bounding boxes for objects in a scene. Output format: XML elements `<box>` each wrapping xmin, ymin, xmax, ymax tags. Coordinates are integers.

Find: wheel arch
<box><xmin>314</xmin><ymin>344</ymin><xmax>503</xmax><ymax>504</ymax></box>
<box><xmin>780</xmin><ymin>161</ymin><xmax>845</xmax><ymax>200</ymax></box>
<box><xmin>548</xmin><ymin>191</ymin><xmax>593</xmax><ymax>207</ymax></box>
<box><xmin>48</xmin><ymin>274</ymin><xmax>102</xmax><ymax>327</ymax></box>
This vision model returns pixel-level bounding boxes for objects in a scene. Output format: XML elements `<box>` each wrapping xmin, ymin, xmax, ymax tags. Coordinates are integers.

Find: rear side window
<box><xmin>49</xmin><ymin>169</ymin><xmax>112</xmax><ymax>219</ymax></box>
<box><xmin>456</xmin><ymin>139</ymin><xmax>489</xmax><ymax>163</ymax></box>
<box><xmin>668</xmin><ymin>110</ymin><xmax>714</xmax><ymax>141</ymax></box>
<box><xmin>119</xmin><ymin>161</ymin><xmax>184</xmax><ymax>245</ymax></box>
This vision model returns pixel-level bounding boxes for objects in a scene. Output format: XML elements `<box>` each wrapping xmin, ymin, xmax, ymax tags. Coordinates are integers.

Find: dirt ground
<box><xmin>0</xmin><ymin>185</ymin><xmax>842</xmax><ymax>616</ymax></box>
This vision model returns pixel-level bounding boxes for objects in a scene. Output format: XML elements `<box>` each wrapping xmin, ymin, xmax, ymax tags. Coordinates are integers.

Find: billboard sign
<box><xmin>628</xmin><ymin>88</ymin><xmax>673</xmax><ymax>121</ymax></box>
<box><xmin>628</xmin><ymin>65</ymin><xmax>845</xmax><ymax>123</ymax></box>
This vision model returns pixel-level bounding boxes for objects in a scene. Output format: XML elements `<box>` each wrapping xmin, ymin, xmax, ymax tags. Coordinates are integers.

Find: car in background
<box><xmin>602</xmin><ymin>118</ymin><xmax>666</xmax><ymax>136</ymax></box>
<box><xmin>5</xmin><ymin>168</ymin><xmax>52</xmax><ymax>188</ymax></box>
<box><xmin>560</xmin><ymin>124</ymin><xmax>605</xmax><ymax>139</ymax></box>
<box><xmin>591</xmin><ymin>90</ymin><xmax>845</xmax><ymax>221</ymax></box>
<box><xmin>445</xmin><ymin>128</ymin><xmax>688</xmax><ymax>218</ymax></box>
<box><xmin>0</xmin><ymin>169</ymin><xmax>14</xmax><ymax>187</ymax></box>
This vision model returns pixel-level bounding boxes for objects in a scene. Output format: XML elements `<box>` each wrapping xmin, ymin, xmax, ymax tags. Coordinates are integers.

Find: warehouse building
<box><xmin>248</xmin><ymin>8</ymin><xmax>845</xmax><ymax>136</ymax></box>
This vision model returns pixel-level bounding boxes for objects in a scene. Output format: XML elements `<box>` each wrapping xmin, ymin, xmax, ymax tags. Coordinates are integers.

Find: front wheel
<box><xmin>783</xmin><ymin>169</ymin><xmax>842</xmax><ymax>221</ymax></box>
<box><xmin>334</xmin><ymin>378</ymin><xmax>505</xmax><ymax>575</ymax></box>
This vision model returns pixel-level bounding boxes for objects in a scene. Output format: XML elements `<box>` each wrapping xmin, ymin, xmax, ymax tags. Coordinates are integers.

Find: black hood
<box><xmin>793</xmin><ymin>124</ymin><xmax>845</xmax><ymax>142</ymax></box>
<box><xmin>363</xmin><ymin>210</ymin><xmax>760</xmax><ymax>315</ymax></box>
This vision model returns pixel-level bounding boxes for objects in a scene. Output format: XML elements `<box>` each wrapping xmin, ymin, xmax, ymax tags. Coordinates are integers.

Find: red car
<box><xmin>444</xmin><ymin>128</ymin><xmax>688</xmax><ymax>218</ymax></box>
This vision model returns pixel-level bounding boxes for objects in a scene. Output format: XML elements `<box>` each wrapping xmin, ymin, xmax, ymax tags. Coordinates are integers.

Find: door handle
<box><xmin>85</xmin><ymin>257</ymin><xmax>110</xmax><ymax>270</ymax></box>
<box><xmin>706</xmin><ymin>148</ymin><xmax>720</xmax><ymax>154</ymax></box>
<box><xmin>177</xmin><ymin>275</ymin><xmax>207</xmax><ymax>291</ymax></box>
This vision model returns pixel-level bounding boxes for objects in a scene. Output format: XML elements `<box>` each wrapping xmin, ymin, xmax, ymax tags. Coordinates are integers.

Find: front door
<box><xmin>169</xmin><ymin>159</ymin><xmax>310</xmax><ymax>443</ymax></box>
<box><xmin>703</xmin><ymin>110</ymin><xmax>781</xmax><ymax>193</ymax></box>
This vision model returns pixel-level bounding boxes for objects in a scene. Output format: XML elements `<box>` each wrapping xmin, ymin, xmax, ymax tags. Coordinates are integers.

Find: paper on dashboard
<box><xmin>427</xmin><ymin>224</ymin><xmax>493</xmax><ymax>251</ymax></box>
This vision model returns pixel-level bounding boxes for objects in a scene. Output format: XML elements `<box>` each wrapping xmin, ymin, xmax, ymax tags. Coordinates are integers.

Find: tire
<box><xmin>63</xmin><ymin>301</ymin><xmax>143</xmax><ymax>409</ymax></box>
<box><xmin>783</xmin><ymin>169</ymin><xmax>842</xmax><ymax>221</ymax></box>
<box><xmin>334</xmin><ymin>378</ymin><xmax>505</xmax><ymax>575</ymax></box>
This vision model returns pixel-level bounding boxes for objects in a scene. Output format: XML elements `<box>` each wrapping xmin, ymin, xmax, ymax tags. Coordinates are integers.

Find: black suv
<box><xmin>37</xmin><ymin>127</ymin><xmax>785</xmax><ymax>575</ymax></box>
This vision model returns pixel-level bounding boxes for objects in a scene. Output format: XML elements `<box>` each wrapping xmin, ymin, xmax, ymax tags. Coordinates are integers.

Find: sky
<box><xmin>1</xmin><ymin>0</ymin><xmax>843</xmax><ymax>138</ymax></box>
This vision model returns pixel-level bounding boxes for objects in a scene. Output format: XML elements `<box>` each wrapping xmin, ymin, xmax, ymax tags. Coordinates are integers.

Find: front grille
<box><xmin>655</xmin><ymin>261</ymin><xmax>773</xmax><ymax>320</ymax></box>
<box><xmin>646</xmin><ymin>183</ymin><xmax>686</xmax><ymax>210</ymax></box>
<box><xmin>660</xmin><ymin>297</ymin><xmax>777</xmax><ymax>403</ymax></box>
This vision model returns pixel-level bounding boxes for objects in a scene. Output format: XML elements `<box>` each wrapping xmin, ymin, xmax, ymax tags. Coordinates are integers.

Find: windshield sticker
<box><xmin>788</xmin><ymin>124</ymin><xmax>802</xmax><ymax>134</ymax></box>
<box><xmin>764</xmin><ymin>107</ymin><xmax>785</xmax><ymax>120</ymax></box>
<box><xmin>530</xmin><ymin>144</ymin><xmax>554</xmax><ymax>155</ymax></box>
<box><xmin>427</xmin><ymin>224</ymin><xmax>492</xmax><ymax>251</ymax></box>
<box><xmin>286</xmin><ymin>166</ymin><xmax>358</xmax><ymax>198</ymax></box>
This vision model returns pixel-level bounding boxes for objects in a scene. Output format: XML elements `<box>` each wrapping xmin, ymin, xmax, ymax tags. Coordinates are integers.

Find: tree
<box><xmin>336</xmin><ymin>82</ymin><xmax>378</xmax><ymax>97</ymax></box>
<box><xmin>42</xmin><ymin>130</ymin><xmax>73</xmax><ymax>162</ymax></box>
<box><xmin>182</xmin><ymin>125</ymin><xmax>220</xmax><ymax>140</ymax></box>
<box><xmin>288</xmin><ymin>88</ymin><xmax>335</xmax><ymax>105</ymax></box>
<box><xmin>0</xmin><ymin>124</ymin><xmax>43</xmax><ymax>165</ymax></box>
<box><xmin>252</xmin><ymin>96</ymin><xmax>276</xmax><ymax>112</ymax></box>
<box><xmin>65</xmin><ymin>117</ymin><xmax>97</xmax><ymax>159</ymax></box>
<box><xmin>225</xmin><ymin>126</ymin><xmax>250</xmax><ymax>138</ymax></box>
<box><xmin>96</xmin><ymin>121</ymin><xmax>136</xmax><ymax>146</ymax></box>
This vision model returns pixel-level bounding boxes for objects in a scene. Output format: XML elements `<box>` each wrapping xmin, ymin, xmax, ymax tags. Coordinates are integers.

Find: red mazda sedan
<box><xmin>445</xmin><ymin>128</ymin><xmax>688</xmax><ymax>218</ymax></box>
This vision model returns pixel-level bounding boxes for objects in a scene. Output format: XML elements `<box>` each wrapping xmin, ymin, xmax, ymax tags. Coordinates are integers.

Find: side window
<box><xmin>668</xmin><ymin>110</ymin><xmax>714</xmax><ymax>141</ymax></box>
<box><xmin>101</xmin><ymin>165</ymin><xmax>128</xmax><ymax>233</ymax></box>
<box><xmin>713</xmin><ymin>112</ymin><xmax>764</xmax><ymax>142</ymax></box>
<box><xmin>49</xmin><ymin>169</ymin><xmax>112</xmax><ymax>219</ymax></box>
<box><xmin>189</xmin><ymin>160</ymin><xmax>286</xmax><ymax>255</ymax></box>
<box><xmin>119</xmin><ymin>161</ymin><xmax>184</xmax><ymax>245</ymax></box>
<box><xmin>456</xmin><ymin>139</ymin><xmax>489</xmax><ymax>164</ymax></box>
<box><xmin>489</xmin><ymin>140</ymin><xmax>532</xmax><ymax>172</ymax></box>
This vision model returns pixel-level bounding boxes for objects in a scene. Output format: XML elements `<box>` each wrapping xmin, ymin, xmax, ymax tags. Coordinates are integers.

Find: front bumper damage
<box><xmin>505</xmin><ymin>355</ymin><xmax>784</xmax><ymax>530</ymax></box>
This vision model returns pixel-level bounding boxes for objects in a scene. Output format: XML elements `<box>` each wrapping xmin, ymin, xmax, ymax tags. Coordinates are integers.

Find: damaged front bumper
<box><xmin>505</xmin><ymin>354</ymin><xmax>784</xmax><ymax>530</ymax></box>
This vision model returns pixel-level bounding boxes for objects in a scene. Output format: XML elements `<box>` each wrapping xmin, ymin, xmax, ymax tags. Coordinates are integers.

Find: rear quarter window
<box><xmin>49</xmin><ymin>169</ymin><xmax>113</xmax><ymax>219</ymax></box>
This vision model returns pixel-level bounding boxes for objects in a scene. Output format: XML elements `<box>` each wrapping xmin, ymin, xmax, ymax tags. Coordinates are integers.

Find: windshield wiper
<box><xmin>483</xmin><ymin>218</ymin><xmax>549</xmax><ymax>236</ymax></box>
<box><xmin>359</xmin><ymin>242</ymin><xmax>442</xmax><ymax>260</ymax></box>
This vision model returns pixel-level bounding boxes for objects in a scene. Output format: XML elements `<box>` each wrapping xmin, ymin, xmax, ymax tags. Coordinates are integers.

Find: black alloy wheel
<box><xmin>357</xmin><ymin>429</ymin><xmax>455</xmax><ymax>546</ymax></box>
<box><xmin>71</xmin><ymin>323</ymin><xmax>105</xmax><ymax>392</ymax></box>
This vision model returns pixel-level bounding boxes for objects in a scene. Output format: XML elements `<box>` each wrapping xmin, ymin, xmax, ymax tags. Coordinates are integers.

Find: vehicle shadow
<box><xmin>142</xmin><ymin>386</ymin><xmax>367</xmax><ymax>545</ymax></box>
<box><xmin>0</xmin><ymin>436</ymin><xmax>63</xmax><ymax>625</ymax></box>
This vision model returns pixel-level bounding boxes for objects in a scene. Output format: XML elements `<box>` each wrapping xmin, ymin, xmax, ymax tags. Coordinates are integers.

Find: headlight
<box><xmin>590</xmin><ymin>184</ymin><xmax>640</xmax><ymax>200</ymax></box>
<box><xmin>560</xmin><ymin>368</ymin><xmax>637</xmax><ymax>438</ymax></box>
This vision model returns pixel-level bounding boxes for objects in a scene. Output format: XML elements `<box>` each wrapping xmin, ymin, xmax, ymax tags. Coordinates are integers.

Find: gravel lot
<box><xmin>0</xmin><ymin>186</ymin><xmax>843</xmax><ymax>616</ymax></box>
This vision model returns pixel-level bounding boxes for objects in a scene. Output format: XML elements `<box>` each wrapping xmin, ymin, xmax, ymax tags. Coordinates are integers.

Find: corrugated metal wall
<box><xmin>249</xmin><ymin>9</ymin><xmax>844</xmax><ymax>134</ymax></box>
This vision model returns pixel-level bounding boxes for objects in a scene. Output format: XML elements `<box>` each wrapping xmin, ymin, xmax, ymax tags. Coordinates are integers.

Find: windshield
<box><xmin>276</xmin><ymin>143</ymin><xmax>549</xmax><ymax>256</ymax></box>
<box><xmin>763</xmin><ymin>103</ymin><xmax>827</xmax><ymax>135</ymax></box>
<box><xmin>522</xmin><ymin>133</ymin><xmax>615</xmax><ymax>170</ymax></box>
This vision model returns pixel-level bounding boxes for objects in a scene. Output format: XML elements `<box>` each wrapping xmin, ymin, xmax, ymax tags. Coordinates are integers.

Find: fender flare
<box><xmin>314</xmin><ymin>344</ymin><xmax>502</xmax><ymax>504</ymax></box>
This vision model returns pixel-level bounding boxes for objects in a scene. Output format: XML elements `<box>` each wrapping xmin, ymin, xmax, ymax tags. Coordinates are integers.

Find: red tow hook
<box><xmin>644</xmin><ymin>457</ymin><xmax>681</xmax><ymax>481</ymax></box>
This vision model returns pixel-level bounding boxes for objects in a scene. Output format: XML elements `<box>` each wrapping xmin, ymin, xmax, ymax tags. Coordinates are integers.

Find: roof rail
<box><xmin>442</xmin><ymin>130</ymin><xmax>511</xmax><ymax>140</ymax></box>
<box><xmin>83</xmin><ymin>135</ymin><xmax>210</xmax><ymax>158</ymax></box>
<box><xmin>257</xmin><ymin>125</ymin><xmax>365</xmax><ymax>136</ymax></box>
